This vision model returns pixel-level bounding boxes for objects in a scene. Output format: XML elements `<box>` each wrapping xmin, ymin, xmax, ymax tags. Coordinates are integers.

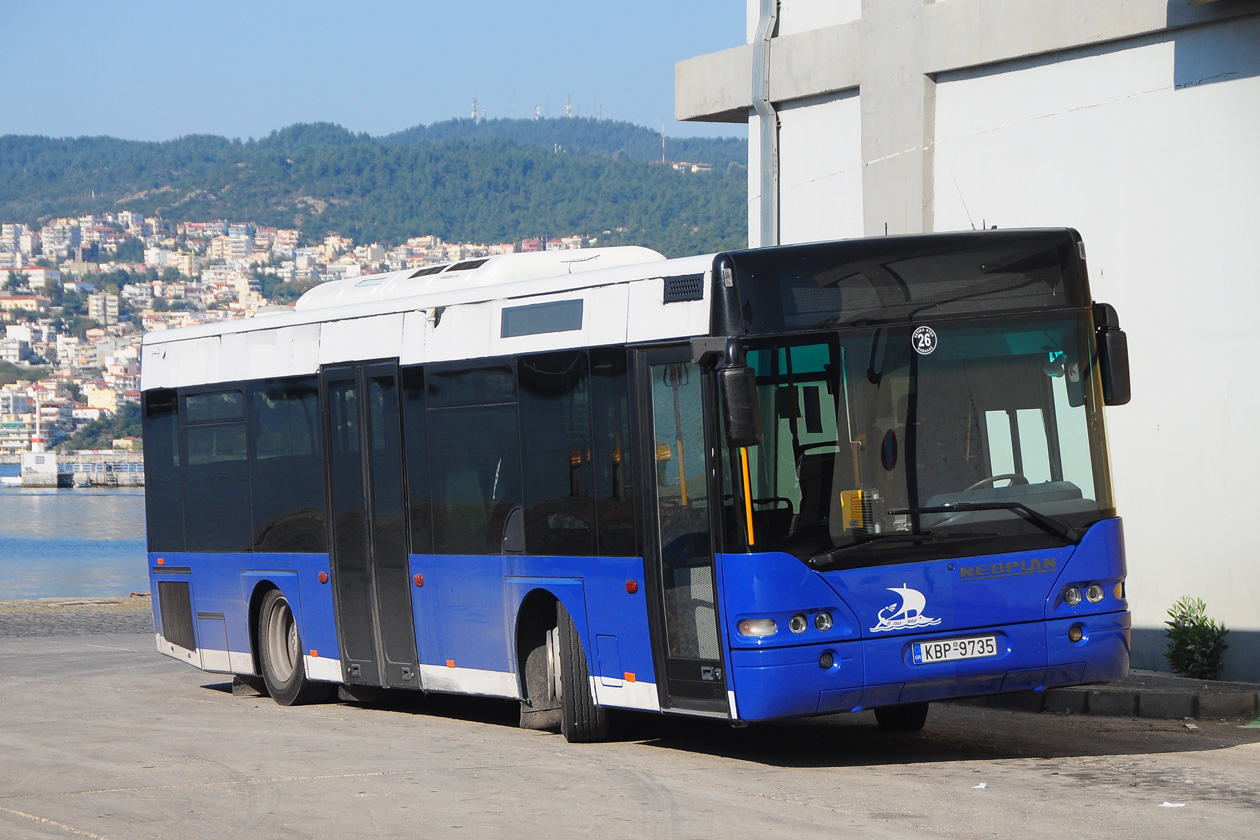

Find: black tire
<box><xmin>874</xmin><ymin>701</ymin><xmax>929</xmax><ymax>732</ymax></box>
<box><xmin>557</xmin><ymin>603</ymin><xmax>607</xmax><ymax>743</ymax></box>
<box><xmin>258</xmin><ymin>588</ymin><xmax>331</xmax><ymax>706</ymax></box>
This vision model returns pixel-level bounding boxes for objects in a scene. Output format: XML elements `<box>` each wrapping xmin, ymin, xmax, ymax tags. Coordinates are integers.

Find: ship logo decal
<box><xmin>869</xmin><ymin>584</ymin><xmax>942</xmax><ymax>633</ymax></box>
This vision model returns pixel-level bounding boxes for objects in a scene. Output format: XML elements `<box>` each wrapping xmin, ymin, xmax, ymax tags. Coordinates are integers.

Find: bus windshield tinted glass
<box><xmin>727</xmin><ymin>230</ymin><xmax>1087</xmax><ymax>334</ymax></box>
<box><xmin>730</xmin><ymin>313</ymin><xmax>1114</xmax><ymax>569</ymax></box>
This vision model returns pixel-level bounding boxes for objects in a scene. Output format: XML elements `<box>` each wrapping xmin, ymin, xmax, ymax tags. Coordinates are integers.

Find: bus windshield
<box><xmin>727</xmin><ymin>312</ymin><xmax>1115</xmax><ymax>569</ymax></box>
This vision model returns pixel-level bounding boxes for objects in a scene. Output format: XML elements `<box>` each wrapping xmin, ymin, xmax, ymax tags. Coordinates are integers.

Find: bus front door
<box><xmin>639</xmin><ymin>350</ymin><xmax>730</xmax><ymax>717</ymax></box>
<box><xmin>321</xmin><ymin>362</ymin><xmax>420</xmax><ymax>690</ymax></box>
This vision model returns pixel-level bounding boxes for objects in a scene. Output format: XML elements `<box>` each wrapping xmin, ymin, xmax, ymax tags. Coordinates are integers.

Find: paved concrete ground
<box><xmin>2</xmin><ymin>600</ymin><xmax>1258</xmax><ymax>839</ymax></box>
<box><xmin>0</xmin><ymin>597</ymin><xmax>154</xmax><ymax>637</ymax></box>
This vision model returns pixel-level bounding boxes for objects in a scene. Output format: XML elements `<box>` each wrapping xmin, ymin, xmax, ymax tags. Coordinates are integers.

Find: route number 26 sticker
<box><xmin>912</xmin><ymin>326</ymin><xmax>938</xmax><ymax>355</ymax></box>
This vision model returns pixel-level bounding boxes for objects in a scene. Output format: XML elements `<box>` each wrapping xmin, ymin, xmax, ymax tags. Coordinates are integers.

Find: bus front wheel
<box><xmin>557</xmin><ymin>603</ymin><xmax>607</xmax><ymax>743</ymax></box>
<box><xmin>874</xmin><ymin>701</ymin><xmax>929</xmax><ymax>732</ymax></box>
<box><xmin>258</xmin><ymin>588</ymin><xmax>330</xmax><ymax>706</ymax></box>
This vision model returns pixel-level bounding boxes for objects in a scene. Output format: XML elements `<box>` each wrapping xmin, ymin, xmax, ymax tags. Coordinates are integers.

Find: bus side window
<box><xmin>401</xmin><ymin>367</ymin><xmax>433</xmax><ymax>555</ymax></box>
<box><xmin>249</xmin><ymin>377</ymin><xmax>326</xmax><ymax>553</ymax></box>
<box><xmin>143</xmin><ymin>388</ymin><xmax>184</xmax><ymax>552</ymax></box>
<box><xmin>181</xmin><ymin>388</ymin><xmax>251</xmax><ymax>552</ymax></box>
<box><xmin>519</xmin><ymin>350</ymin><xmax>595</xmax><ymax>557</ymax></box>
<box><xmin>591</xmin><ymin>348</ymin><xmax>637</xmax><ymax>557</ymax></box>
<box><xmin>427</xmin><ymin>366</ymin><xmax>521</xmax><ymax>556</ymax></box>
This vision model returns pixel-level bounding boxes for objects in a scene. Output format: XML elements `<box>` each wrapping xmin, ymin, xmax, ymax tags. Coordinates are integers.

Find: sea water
<box><xmin>0</xmin><ymin>464</ymin><xmax>149</xmax><ymax>599</ymax></box>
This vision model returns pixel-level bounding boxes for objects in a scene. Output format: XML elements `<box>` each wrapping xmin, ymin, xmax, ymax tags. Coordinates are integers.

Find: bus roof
<box><xmin>144</xmin><ymin>246</ymin><xmax>692</xmax><ymax>347</ymax></box>
<box><xmin>141</xmin><ymin>248</ymin><xmax>716</xmax><ymax>389</ymax></box>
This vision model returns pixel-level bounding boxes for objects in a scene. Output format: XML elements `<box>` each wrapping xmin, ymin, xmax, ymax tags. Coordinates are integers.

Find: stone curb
<box><xmin>964</xmin><ymin>676</ymin><xmax>1260</xmax><ymax>720</ymax></box>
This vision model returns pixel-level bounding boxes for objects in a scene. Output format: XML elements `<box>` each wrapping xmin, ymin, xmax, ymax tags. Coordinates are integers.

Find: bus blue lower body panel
<box><xmin>728</xmin><ymin>610</ymin><xmax>1130</xmax><ymax>722</ymax></box>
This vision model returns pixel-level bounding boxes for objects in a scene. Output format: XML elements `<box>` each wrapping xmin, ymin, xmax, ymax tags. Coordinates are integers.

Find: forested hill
<box><xmin>381</xmin><ymin>117</ymin><xmax>748</xmax><ymax>168</ymax></box>
<box><xmin>0</xmin><ymin>118</ymin><xmax>748</xmax><ymax>256</ymax></box>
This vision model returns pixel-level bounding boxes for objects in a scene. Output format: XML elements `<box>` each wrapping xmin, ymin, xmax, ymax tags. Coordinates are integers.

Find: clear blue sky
<box><xmin>0</xmin><ymin>0</ymin><xmax>746</xmax><ymax>142</ymax></box>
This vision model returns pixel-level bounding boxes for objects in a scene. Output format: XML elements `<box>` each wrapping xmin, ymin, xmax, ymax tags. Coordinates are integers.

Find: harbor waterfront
<box><xmin>0</xmin><ymin>464</ymin><xmax>149</xmax><ymax>599</ymax></box>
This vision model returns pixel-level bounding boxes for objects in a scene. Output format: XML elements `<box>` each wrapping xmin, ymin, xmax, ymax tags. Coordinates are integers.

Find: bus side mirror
<box><xmin>718</xmin><ymin>362</ymin><xmax>762</xmax><ymax>447</ymax></box>
<box><xmin>1094</xmin><ymin>302</ymin><xmax>1131</xmax><ymax>406</ymax></box>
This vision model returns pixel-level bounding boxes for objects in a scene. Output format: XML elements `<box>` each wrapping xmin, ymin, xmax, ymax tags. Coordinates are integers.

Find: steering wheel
<box><xmin>963</xmin><ymin>473</ymin><xmax>1029</xmax><ymax>492</ymax></box>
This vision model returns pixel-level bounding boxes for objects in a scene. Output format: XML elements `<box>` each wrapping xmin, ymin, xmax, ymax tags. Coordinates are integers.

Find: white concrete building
<box><xmin>677</xmin><ymin>0</ymin><xmax>1260</xmax><ymax>679</ymax></box>
<box><xmin>88</xmin><ymin>293</ymin><xmax>120</xmax><ymax>326</ymax></box>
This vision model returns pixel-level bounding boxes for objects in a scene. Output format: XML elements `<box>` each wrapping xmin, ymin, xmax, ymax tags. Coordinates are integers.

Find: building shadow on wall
<box><xmin>1169</xmin><ymin>0</ymin><xmax>1260</xmax><ymax>89</ymax></box>
<box><xmin>1132</xmin><ymin>627</ymin><xmax>1260</xmax><ymax>682</ymax></box>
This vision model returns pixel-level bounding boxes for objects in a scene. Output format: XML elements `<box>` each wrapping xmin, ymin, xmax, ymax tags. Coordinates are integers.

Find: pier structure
<box><xmin>16</xmin><ymin>446</ymin><xmax>144</xmax><ymax>487</ymax></box>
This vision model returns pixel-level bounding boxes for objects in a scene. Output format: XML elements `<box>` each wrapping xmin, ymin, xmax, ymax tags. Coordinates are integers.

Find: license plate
<box><xmin>912</xmin><ymin>635</ymin><xmax>998</xmax><ymax>664</ymax></box>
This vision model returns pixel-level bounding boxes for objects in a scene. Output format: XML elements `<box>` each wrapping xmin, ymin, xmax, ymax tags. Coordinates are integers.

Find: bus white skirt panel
<box><xmin>593</xmin><ymin>677</ymin><xmax>662</xmax><ymax>712</ymax></box>
<box><xmin>418</xmin><ymin>664</ymin><xmax>520</xmax><ymax>698</ymax></box>
<box><xmin>304</xmin><ymin>654</ymin><xmax>343</xmax><ymax>683</ymax></box>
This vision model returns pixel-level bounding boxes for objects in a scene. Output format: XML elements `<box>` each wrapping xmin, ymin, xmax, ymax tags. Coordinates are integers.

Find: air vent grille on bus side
<box><xmin>158</xmin><ymin>580</ymin><xmax>196</xmax><ymax>651</ymax></box>
<box><xmin>662</xmin><ymin>273</ymin><xmax>705</xmax><ymax>303</ymax></box>
<box><xmin>449</xmin><ymin>258</ymin><xmax>490</xmax><ymax>272</ymax></box>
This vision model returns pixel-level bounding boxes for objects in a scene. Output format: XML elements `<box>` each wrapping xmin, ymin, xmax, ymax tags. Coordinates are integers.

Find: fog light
<box><xmin>1068</xmin><ymin>624</ymin><xmax>1084</xmax><ymax>643</ymax></box>
<box><xmin>789</xmin><ymin>614</ymin><xmax>808</xmax><ymax>634</ymax></box>
<box><xmin>738</xmin><ymin>618</ymin><xmax>777</xmax><ymax>637</ymax></box>
<box><xmin>1063</xmin><ymin>586</ymin><xmax>1082</xmax><ymax>606</ymax></box>
<box><xmin>1086</xmin><ymin>584</ymin><xmax>1104</xmax><ymax>604</ymax></box>
<box><xmin>819</xmin><ymin>651</ymin><xmax>835</xmax><ymax>669</ymax></box>
<box><xmin>814</xmin><ymin>612</ymin><xmax>833</xmax><ymax>632</ymax></box>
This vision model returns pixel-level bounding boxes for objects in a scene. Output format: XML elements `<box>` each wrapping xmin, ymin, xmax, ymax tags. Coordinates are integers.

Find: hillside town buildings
<box><xmin>0</xmin><ymin>209</ymin><xmax>594</xmax><ymax>453</ymax></box>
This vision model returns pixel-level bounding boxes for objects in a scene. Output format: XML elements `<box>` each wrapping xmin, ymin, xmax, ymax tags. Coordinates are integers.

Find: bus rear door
<box><xmin>321</xmin><ymin>361</ymin><xmax>420</xmax><ymax>689</ymax></box>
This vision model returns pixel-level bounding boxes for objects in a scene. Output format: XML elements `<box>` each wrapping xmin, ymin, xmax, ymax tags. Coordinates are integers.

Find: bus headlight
<box><xmin>1086</xmin><ymin>584</ymin><xmax>1105</xmax><ymax>604</ymax></box>
<box><xmin>738</xmin><ymin>618</ymin><xmax>777</xmax><ymax>637</ymax></box>
<box><xmin>1063</xmin><ymin>586</ymin><xmax>1082</xmax><ymax>607</ymax></box>
<box><xmin>814</xmin><ymin>612</ymin><xmax>833</xmax><ymax>632</ymax></box>
<box><xmin>789</xmin><ymin>614</ymin><xmax>808</xmax><ymax>634</ymax></box>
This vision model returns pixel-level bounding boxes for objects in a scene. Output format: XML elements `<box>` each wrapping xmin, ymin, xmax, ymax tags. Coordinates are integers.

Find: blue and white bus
<box><xmin>141</xmin><ymin>229</ymin><xmax>1131</xmax><ymax>741</ymax></box>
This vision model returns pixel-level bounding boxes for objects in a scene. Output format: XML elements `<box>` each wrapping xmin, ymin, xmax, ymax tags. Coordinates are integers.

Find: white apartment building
<box><xmin>117</xmin><ymin>211</ymin><xmax>144</xmax><ymax>234</ymax></box>
<box><xmin>40</xmin><ymin>222</ymin><xmax>80</xmax><ymax>259</ymax></box>
<box><xmin>0</xmin><ymin>337</ymin><xmax>30</xmax><ymax>363</ymax></box>
<box><xmin>88</xmin><ymin>292</ymin><xmax>120</xmax><ymax>326</ymax></box>
<box><xmin>20</xmin><ymin>266</ymin><xmax>60</xmax><ymax>293</ymax></box>
<box><xmin>677</xmin><ymin>0</ymin><xmax>1260</xmax><ymax>679</ymax></box>
<box><xmin>0</xmin><ymin>223</ymin><xmax>28</xmax><ymax>252</ymax></box>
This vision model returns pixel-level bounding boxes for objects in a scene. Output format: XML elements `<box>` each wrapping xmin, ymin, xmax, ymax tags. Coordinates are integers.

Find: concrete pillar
<box><xmin>859</xmin><ymin>0</ymin><xmax>935</xmax><ymax>236</ymax></box>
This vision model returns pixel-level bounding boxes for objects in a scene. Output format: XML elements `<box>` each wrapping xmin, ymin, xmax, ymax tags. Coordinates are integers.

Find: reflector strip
<box><xmin>446</xmin><ymin>659</ymin><xmax>455</xmax><ymax>668</ymax></box>
<box><xmin>741</xmin><ymin>447</ymin><xmax>755</xmax><ymax>545</ymax></box>
<box><xmin>625</xmin><ymin>672</ymin><xmax>636</xmax><ymax>682</ymax></box>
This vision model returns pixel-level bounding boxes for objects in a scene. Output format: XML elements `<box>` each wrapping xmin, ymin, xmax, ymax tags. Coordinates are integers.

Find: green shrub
<box><xmin>1163</xmin><ymin>597</ymin><xmax>1229</xmax><ymax>680</ymax></box>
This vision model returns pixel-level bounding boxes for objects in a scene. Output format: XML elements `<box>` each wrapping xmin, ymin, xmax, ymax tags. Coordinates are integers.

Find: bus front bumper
<box><xmin>728</xmin><ymin>610</ymin><xmax>1131</xmax><ymax>722</ymax></box>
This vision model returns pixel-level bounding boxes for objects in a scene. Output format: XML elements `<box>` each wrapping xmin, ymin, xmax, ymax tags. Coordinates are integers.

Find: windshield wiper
<box><xmin>888</xmin><ymin>502</ymin><xmax>1080</xmax><ymax>544</ymax></box>
<box><xmin>808</xmin><ymin>529</ymin><xmax>995</xmax><ymax>571</ymax></box>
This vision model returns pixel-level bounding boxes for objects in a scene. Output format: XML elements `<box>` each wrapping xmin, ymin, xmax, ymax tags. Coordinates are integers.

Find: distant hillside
<box><xmin>382</xmin><ymin>117</ymin><xmax>748</xmax><ymax>168</ymax></box>
<box><xmin>0</xmin><ymin>119</ymin><xmax>748</xmax><ymax>256</ymax></box>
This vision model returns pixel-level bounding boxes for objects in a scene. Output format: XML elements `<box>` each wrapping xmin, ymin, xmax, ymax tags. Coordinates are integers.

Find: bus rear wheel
<box><xmin>258</xmin><ymin>588</ymin><xmax>330</xmax><ymax>706</ymax></box>
<box><xmin>874</xmin><ymin>701</ymin><xmax>929</xmax><ymax>732</ymax></box>
<box><xmin>557</xmin><ymin>603</ymin><xmax>607</xmax><ymax>743</ymax></box>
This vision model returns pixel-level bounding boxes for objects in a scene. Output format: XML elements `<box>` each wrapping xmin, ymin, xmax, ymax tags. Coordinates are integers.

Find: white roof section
<box><xmin>293</xmin><ymin>246</ymin><xmax>665</xmax><ymax>313</ymax></box>
<box><xmin>141</xmin><ymin>247</ymin><xmax>717</xmax><ymax>390</ymax></box>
